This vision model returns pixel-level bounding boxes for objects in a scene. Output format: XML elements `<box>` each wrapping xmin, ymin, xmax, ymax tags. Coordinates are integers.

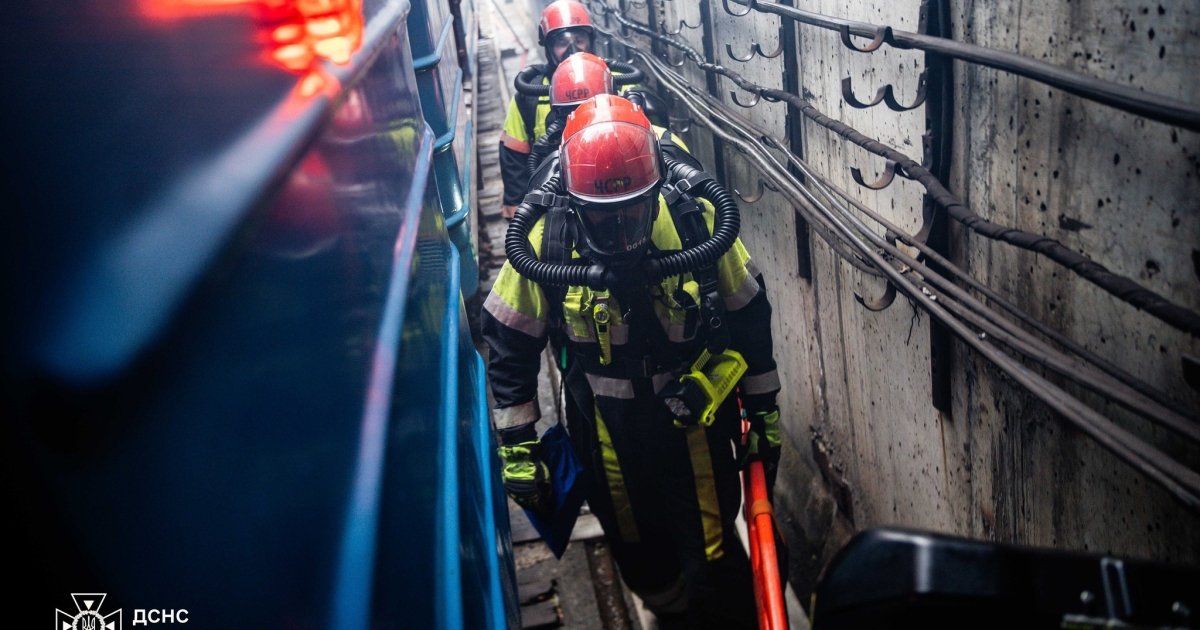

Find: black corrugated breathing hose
<box><xmin>646</xmin><ymin>159</ymin><xmax>740</xmax><ymax>281</ymax></box>
<box><xmin>527</xmin><ymin>118</ymin><xmax>566</xmax><ymax>176</ymax></box>
<box><xmin>505</xmin><ymin>173</ymin><xmax>608</xmax><ymax>289</ymax></box>
<box><xmin>504</xmin><ymin>155</ymin><xmax>741</xmax><ymax>289</ymax></box>
<box><xmin>514</xmin><ymin>60</ymin><xmax>645</xmax><ymax>96</ymax></box>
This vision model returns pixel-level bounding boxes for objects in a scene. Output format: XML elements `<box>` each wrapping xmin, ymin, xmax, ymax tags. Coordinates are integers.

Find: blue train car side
<box><xmin>0</xmin><ymin>0</ymin><xmax>516</xmax><ymax>627</ymax></box>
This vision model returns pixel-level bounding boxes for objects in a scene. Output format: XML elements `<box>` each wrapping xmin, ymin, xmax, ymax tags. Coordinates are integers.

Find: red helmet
<box><xmin>538</xmin><ymin>0</ymin><xmax>593</xmax><ymax>43</ymax></box>
<box><xmin>538</xmin><ymin>0</ymin><xmax>594</xmax><ymax>66</ymax></box>
<box><xmin>562</xmin><ymin>93</ymin><xmax>651</xmax><ymax>144</ymax></box>
<box><xmin>550</xmin><ymin>52</ymin><xmax>614</xmax><ymax>108</ymax></box>
<box><xmin>561</xmin><ymin>95</ymin><xmax>663</xmax><ymax>259</ymax></box>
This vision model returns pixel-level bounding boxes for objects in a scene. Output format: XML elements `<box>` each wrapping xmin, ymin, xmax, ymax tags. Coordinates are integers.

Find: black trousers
<box><xmin>563</xmin><ymin>366</ymin><xmax>759</xmax><ymax>629</ymax></box>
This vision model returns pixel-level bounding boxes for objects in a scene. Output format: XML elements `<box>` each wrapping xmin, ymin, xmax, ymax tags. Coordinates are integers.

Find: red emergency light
<box><xmin>141</xmin><ymin>0</ymin><xmax>364</xmax><ymax>77</ymax></box>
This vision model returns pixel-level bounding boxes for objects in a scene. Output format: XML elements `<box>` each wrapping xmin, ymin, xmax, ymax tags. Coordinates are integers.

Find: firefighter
<box><xmin>524</xmin><ymin>51</ymin><xmax>613</xmax><ymax>177</ymax></box>
<box><xmin>498</xmin><ymin>0</ymin><xmax>595</xmax><ymax>219</ymax></box>
<box><xmin>527</xmin><ymin>53</ymin><xmax>686</xmax><ymax>177</ymax></box>
<box><xmin>483</xmin><ymin>95</ymin><xmax>783</xmax><ymax>628</ymax></box>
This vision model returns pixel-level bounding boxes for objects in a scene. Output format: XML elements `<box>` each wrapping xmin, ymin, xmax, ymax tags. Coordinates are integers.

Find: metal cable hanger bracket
<box><xmin>594</xmin><ymin>2</ymin><xmax>1200</xmax><ymax>339</ymax></box>
<box><xmin>591</xmin><ymin>2</ymin><xmax>1200</xmax><ymax>510</ymax></box>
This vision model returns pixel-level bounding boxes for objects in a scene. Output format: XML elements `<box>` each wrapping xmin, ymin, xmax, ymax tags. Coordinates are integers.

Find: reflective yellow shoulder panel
<box><xmin>672</xmin><ymin>133</ymin><xmax>690</xmax><ymax>153</ymax></box>
<box><xmin>502</xmin><ymin>96</ymin><xmax>530</xmax><ymax>144</ymax></box>
<box><xmin>650</xmin><ymin>195</ymin><xmax>683</xmax><ymax>251</ymax></box>
<box><xmin>533</xmin><ymin>100</ymin><xmax>552</xmax><ymax>140</ymax></box>
<box><xmin>697</xmin><ymin>198</ymin><xmax>752</xmax><ymax>298</ymax></box>
<box><xmin>534</xmin><ymin>76</ymin><xmax>552</xmax><ymax>139</ymax></box>
<box><xmin>489</xmin><ymin>216</ymin><xmax>551</xmax><ymax>321</ymax></box>
<box><xmin>502</xmin><ymin>79</ymin><xmax>553</xmax><ymax>145</ymax></box>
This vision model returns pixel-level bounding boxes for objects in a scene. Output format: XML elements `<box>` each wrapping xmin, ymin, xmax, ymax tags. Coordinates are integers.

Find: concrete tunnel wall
<box><xmin>609</xmin><ymin>0</ymin><xmax>1200</xmax><ymax>600</ymax></box>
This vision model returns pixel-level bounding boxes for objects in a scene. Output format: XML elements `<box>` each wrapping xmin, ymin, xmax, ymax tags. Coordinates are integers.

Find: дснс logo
<box><xmin>56</xmin><ymin>593</ymin><xmax>121</xmax><ymax>630</ymax></box>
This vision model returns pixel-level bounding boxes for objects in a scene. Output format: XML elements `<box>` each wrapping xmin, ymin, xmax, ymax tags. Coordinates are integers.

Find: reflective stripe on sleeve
<box><xmin>493</xmin><ymin>400</ymin><xmax>539</xmax><ymax>429</ymax></box>
<box><xmin>740</xmin><ymin>369</ymin><xmax>781</xmax><ymax>396</ymax></box>
<box><xmin>500</xmin><ymin>131</ymin><xmax>530</xmax><ymax>153</ymax></box>
<box><xmin>484</xmin><ymin>289</ymin><xmax>546</xmax><ymax>338</ymax></box>
<box><xmin>585</xmin><ymin>373</ymin><xmax>636</xmax><ymax>399</ymax></box>
<box><xmin>723</xmin><ymin>270</ymin><xmax>761</xmax><ymax>312</ymax></box>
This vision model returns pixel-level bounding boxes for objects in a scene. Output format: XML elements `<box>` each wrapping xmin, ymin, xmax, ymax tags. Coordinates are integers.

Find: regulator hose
<box><xmin>513</xmin><ymin>60</ymin><xmax>645</xmax><ymax>97</ymax></box>
<box><xmin>505</xmin><ymin>157</ymin><xmax>740</xmax><ymax>290</ymax></box>
<box><xmin>605</xmin><ymin>59</ymin><xmax>645</xmax><ymax>85</ymax></box>
<box><xmin>645</xmin><ymin>156</ymin><xmax>741</xmax><ymax>281</ymax></box>
<box><xmin>527</xmin><ymin>117</ymin><xmax>566</xmax><ymax>177</ymax></box>
<box><xmin>505</xmin><ymin>174</ymin><xmax>609</xmax><ymax>289</ymax></box>
<box><xmin>514</xmin><ymin>65</ymin><xmax>549</xmax><ymax>96</ymax></box>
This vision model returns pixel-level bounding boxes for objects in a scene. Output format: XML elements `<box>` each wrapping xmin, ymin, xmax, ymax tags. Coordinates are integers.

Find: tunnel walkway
<box><xmin>475</xmin><ymin>3</ymin><xmax>644</xmax><ymax>628</ymax></box>
<box><xmin>468</xmin><ymin>0</ymin><xmax>1200</xmax><ymax>624</ymax></box>
<box><xmin>472</xmin><ymin>2</ymin><xmax>810</xmax><ymax>628</ymax></box>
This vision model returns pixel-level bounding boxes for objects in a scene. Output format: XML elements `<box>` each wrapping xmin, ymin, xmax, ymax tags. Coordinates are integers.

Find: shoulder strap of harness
<box><xmin>659</xmin><ymin>128</ymin><xmax>678</xmax><ymax>151</ymax></box>
<box><xmin>662</xmin><ymin>171</ymin><xmax>715</xmax><ymax>207</ymax></box>
<box><xmin>538</xmin><ymin>197</ymin><xmax>575</xmax><ymax>339</ymax></box>
<box><xmin>526</xmin><ymin>151</ymin><xmax>561</xmax><ymax>198</ymax></box>
<box><xmin>661</xmin><ymin>178</ymin><xmax>730</xmax><ymax>353</ymax></box>
<box><xmin>660</xmin><ymin>140</ymin><xmax>705</xmax><ymax>173</ymax></box>
<box><xmin>516</xmin><ymin>91</ymin><xmax>541</xmax><ymax>144</ymax></box>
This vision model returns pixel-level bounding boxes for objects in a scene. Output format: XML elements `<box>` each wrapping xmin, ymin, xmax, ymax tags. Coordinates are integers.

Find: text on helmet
<box><xmin>594</xmin><ymin>177</ymin><xmax>633</xmax><ymax>194</ymax></box>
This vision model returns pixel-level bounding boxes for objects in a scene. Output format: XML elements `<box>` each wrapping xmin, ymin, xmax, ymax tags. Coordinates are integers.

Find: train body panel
<box><xmin>1</xmin><ymin>0</ymin><xmax>512</xmax><ymax>627</ymax></box>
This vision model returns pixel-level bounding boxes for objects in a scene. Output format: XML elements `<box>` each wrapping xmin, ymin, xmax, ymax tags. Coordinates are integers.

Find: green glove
<box><xmin>497</xmin><ymin>439</ymin><xmax>553</xmax><ymax>514</ymax></box>
<box><xmin>745</xmin><ymin>408</ymin><xmax>782</xmax><ymax>493</ymax></box>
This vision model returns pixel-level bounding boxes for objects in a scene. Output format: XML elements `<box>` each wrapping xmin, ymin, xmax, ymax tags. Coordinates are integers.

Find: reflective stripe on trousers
<box><xmin>595</xmin><ymin>403</ymin><xmax>640</xmax><ymax>543</ymax></box>
<box><xmin>685</xmin><ymin>425</ymin><xmax>724</xmax><ymax>560</ymax></box>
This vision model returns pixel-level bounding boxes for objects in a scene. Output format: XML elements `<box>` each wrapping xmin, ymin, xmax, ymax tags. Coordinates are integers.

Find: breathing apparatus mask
<box><xmin>546</xmin><ymin>28</ymin><xmax>592</xmax><ymax>66</ymax></box>
<box><xmin>537</xmin><ymin>0</ymin><xmax>595</xmax><ymax>71</ymax></box>
<box><xmin>558</xmin><ymin>116</ymin><xmax>663</xmax><ymax>265</ymax></box>
<box><xmin>571</xmin><ymin>194</ymin><xmax>659</xmax><ymax>263</ymax></box>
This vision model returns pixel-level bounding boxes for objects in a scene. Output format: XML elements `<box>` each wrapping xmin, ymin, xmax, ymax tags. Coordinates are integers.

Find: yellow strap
<box><xmin>685</xmin><ymin>425</ymin><xmax>724</xmax><ymax>560</ymax></box>
<box><xmin>596</xmin><ymin>405</ymin><xmax>639</xmax><ymax>542</ymax></box>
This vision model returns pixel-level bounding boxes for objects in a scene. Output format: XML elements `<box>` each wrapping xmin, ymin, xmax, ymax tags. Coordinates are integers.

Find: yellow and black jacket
<box><xmin>498</xmin><ymin>86</ymin><xmax>551</xmax><ymax>206</ymax></box>
<box><xmin>482</xmin><ymin>196</ymin><xmax>779</xmax><ymax>436</ymax></box>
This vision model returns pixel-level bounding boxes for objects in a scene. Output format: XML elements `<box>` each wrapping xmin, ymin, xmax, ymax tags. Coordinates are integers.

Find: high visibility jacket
<box><xmin>482</xmin><ymin>196</ymin><xmax>780</xmax><ymax>432</ymax></box>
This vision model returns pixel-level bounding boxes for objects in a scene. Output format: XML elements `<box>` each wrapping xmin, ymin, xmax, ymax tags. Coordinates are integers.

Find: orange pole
<box><xmin>744</xmin><ymin>460</ymin><xmax>787</xmax><ymax>629</ymax></box>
